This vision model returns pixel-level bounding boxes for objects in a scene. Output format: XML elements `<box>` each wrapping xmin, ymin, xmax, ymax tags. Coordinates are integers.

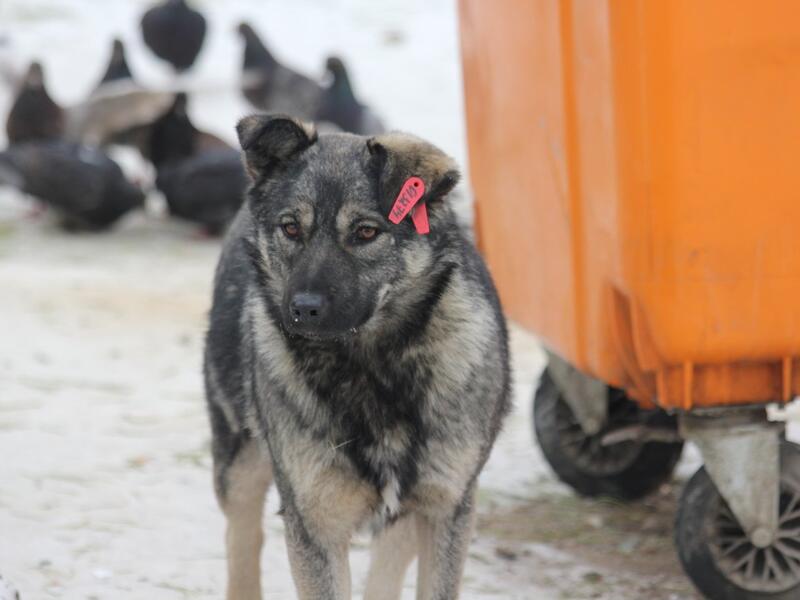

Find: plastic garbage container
<box><xmin>460</xmin><ymin>1</ymin><xmax>800</xmax><ymax>598</ymax></box>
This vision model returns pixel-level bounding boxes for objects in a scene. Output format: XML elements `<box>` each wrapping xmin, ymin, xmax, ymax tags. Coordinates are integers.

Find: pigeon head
<box><xmin>172</xmin><ymin>92</ymin><xmax>189</xmax><ymax>115</ymax></box>
<box><xmin>237</xmin><ymin>22</ymin><xmax>275</xmax><ymax>69</ymax></box>
<box><xmin>111</xmin><ymin>38</ymin><xmax>126</xmax><ymax>64</ymax></box>
<box><xmin>24</xmin><ymin>61</ymin><xmax>45</xmax><ymax>89</ymax></box>
<box><xmin>324</xmin><ymin>55</ymin><xmax>356</xmax><ymax>102</ymax></box>
<box><xmin>97</xmin><ymin>37</ymin><xmax>133</xmax><ymax>85</ymax></box>
<box><xmin>149</xmin><ymin>92</ymin><xmax>197</xmax><ymax>166</ymax></box>
<box><xmin>325</xmin><ymin>56</ymin><xmax>347</xmax><ymax>76</ymax></box>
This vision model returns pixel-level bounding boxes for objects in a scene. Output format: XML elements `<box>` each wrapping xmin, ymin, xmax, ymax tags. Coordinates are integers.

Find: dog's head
<box><xmin>237</xmin><ymin>114</ymin><xmax>460</xmax><ymax>341</ymax></box>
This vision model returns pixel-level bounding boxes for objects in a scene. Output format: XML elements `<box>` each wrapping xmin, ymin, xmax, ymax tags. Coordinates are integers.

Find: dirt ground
<box><xmin>476</xmin><ymin>485</ymin><xmax>698</xmax><ymax>599</ymax></box>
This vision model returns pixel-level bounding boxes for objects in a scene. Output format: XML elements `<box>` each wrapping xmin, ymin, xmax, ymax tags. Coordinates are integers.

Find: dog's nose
<box><xmin>289</xmin><ymin>292</ymin><xmax>327</xmax><ymax>324</ymax></box>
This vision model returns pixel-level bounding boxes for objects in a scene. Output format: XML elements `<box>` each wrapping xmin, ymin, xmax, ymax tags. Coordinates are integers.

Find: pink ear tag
<box><xmin>410</xmin><ymin>203</ymin><xmax>429</xmax><ymax>234</ymax></box>
<box><xmin>388</xmin><ymin>177</ymin><xmax>429</xmax><ymax>234</ymax></box>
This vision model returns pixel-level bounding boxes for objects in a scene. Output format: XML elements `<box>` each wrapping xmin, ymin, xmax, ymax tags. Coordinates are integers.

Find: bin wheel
<box><xmin>532</xmin><ymin>367</ymin><xmax>683</xmax><ymax>500</ymax></box>
<box><xmin>675</xmin><ymin>441</ymin><xmax>800</xmax><ymax>600</ymax></box>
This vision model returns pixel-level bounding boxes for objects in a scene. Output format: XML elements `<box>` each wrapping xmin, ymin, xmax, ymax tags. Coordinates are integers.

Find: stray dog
<box><xmin>204</xmin><ymin>114</ymin><xmax>511</xmax><ymax>600</ymax></box>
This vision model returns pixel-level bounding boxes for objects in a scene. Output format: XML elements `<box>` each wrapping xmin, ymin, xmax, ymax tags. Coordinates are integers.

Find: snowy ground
<box><xmin>0</xmin><ymin>214</ymin><xmax>697</xmax><ymax>600</ymax></box>
<box><xmin>1</xmin><ymin>1</ymin><xmax>798</xmax><ymax>599</ymax></box>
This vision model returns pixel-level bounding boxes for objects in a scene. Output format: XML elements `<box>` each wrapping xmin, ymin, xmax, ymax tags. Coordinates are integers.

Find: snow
<box><xmin>0</xmin><ymin>214</ymin><xmax>554</xmax><ymax>599</ymax></box>
<box><xmin>0</xmin><ymin>1</ymin><xmax>798</xmax><ymax>599</ymax></box>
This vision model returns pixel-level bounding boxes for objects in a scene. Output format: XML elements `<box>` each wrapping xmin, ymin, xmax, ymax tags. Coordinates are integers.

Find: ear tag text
<box><xmin>388</xmin><ymin>177</ymin><xmax>429</xmax><ymax>235</ymax></box>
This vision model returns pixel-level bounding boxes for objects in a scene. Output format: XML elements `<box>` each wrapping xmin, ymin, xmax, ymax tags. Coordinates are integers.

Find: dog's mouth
<box><xmin>282</xmin><ymin>311</ymin><xmax>369</xmax><ymax>342</ymax></box>
<box><xmin>285</xmin><ymin>327</ymin><xmax>360</xmax><ymax>343</ymax></box>
<box><xmin>280</xmin><ymin>295</ymin><xmax>376</xmax><ymax>343</ymax></box>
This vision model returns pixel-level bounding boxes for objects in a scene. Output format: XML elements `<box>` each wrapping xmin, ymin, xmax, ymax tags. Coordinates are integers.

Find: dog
<box><xmin>203</xmin><ymin>114</ymin><xmax>511</xmax><ymax>600</ymax></box>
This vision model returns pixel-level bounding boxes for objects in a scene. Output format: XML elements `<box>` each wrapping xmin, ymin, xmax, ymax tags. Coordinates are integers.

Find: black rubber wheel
<box><xmin>533</xmin><ymin>367</ymin><xmax>684</xmax><ymax>500</ymax></box>
<box><xmin>675</xmin><ymin>441</ymin><xmax>800</xmax><ymax>600</ymax></box>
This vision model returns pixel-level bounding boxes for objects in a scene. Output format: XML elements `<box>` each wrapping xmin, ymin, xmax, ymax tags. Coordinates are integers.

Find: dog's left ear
<box><xmin>236</xmin><ymin>114</ymin><xmax>317</xmax><ymax>180</ymax></box>
<box><xmin>367</xmin><ymin>132</ymin><xmax>460</xmax><ymax>214</ymax></box>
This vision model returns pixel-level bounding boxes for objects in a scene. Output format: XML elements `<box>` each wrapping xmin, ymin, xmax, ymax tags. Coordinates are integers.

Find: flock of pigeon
<box><xmin>0</xmin><ymin>0</ymin><xmax>385</xmax><ymax>234</ymax></box>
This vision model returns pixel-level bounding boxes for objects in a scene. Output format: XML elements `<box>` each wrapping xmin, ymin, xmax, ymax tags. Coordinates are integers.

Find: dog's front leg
<box><xmin>415</xmin><ymin>488</ymin><xmax>477</xmax><ymax>600</ymax></box>
<box><xmin>364</xmin><ymin>515</ymin><xmax>418</xmax><ymax>600</ymax></box>
<box><xmin>211</xmin><ymin>424</ymin><xmax>272</xmax><ymax>600</ymax></box>
<box><xmin>282</xmin><ymin>503</ymin><xmax>352</xmax><ymax>600</ymax></box>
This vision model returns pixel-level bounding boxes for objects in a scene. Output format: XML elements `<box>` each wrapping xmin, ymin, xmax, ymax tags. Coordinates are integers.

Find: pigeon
<box><xmin>237</xmin><ymin>22</ymin><xmax>322</xmax><ymax>119</ymax></box>
<box><xmin>95</xmin><ymin>38</ymin><xmax>135</xmax><ymax>89</ymax></box>
<box><xmin>155</xmin><ymin>148</ymin><xmax>247</xmax><ymax>234</ymax></box>
<box><xmin>66</xmin><ymin>37</ymin><xmax>172</xmax><ymax>146</ymax></box>
<box><xmin>315</xmin><ymin>56</ymin><xmax>385</xmax><ymax>135</ymax></box>
<box><xmin>6</xmin><ymin>61</ymin><xmax>64</xmax><ymax>144</ymax></box>
<box><xmin>146</xmin><ymin>92</ymin><xmax>230</xmax><ymax>167</ymax></box>
<box><xmin>64</xmin><ymin>87</ymin><xmax>175</xmax><ymax>146</ymax></box>
<box><xmin>0</xmin><ymin>141</ymin><xmax>144</xmax><ymax>230</ymax></box>
<box><xmin>102</xmin><ymin>92</ymin><xmax>225</xmax><ymax>162</ymax></box>
<box><xmin>145</xmin><ymin>95</ymin><xmax>242</xmax><ymax>233</ymax></box>
<box><xmin>141</xmin><ymin>0</ymin><xmax>206</xmax><ymax>72</ymax></box>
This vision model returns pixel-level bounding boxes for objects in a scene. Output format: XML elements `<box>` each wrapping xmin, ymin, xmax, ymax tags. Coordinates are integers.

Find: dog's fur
<box><xmin>204</xmin><ymin>114</ymin><xmax>511</xmax><ymax>600</ymax></box>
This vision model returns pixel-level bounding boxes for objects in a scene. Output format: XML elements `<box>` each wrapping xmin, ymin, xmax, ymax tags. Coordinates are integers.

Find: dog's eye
<box><xmin>282</xmin><ymin>222</ymin><xmax>301</xmax><ymax>239</ymax></box>
<box><xmin>356</xmin><ymin>226</ymin><xmax>378</xmax><ymax>241</ymax></box>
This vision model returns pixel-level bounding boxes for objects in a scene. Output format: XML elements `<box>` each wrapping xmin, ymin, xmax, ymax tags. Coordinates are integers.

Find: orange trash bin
<box><xmin>460</xmin><ymin>2</ymin><xmax>800</xmax><ymax>598</ymax></box>
<box><xmin>460</xmin><ymin>0</ymin><xmax>800</xmax><ymax>410</ymax></box>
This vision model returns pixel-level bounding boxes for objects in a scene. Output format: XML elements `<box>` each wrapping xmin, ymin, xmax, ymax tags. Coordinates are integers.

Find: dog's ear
<box><xmin>236</xmin><ymin>114</ymin><xmax>317</xmax><ymax>180</ymax></box>
<box><xmin>367</xmin><ymin>132</ymin><xmax>460</xmax><ymax>214</ymax></box>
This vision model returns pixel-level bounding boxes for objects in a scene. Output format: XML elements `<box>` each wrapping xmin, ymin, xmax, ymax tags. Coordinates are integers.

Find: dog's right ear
<box><xmin>366</xmin><ymin>132</ymin><xmax>460</xmax><ymax>215</ymax></box>
<box><xmin>236</xmin><ymin>114</ymin><xmax>317</xmax><ymax>180</ymax></box>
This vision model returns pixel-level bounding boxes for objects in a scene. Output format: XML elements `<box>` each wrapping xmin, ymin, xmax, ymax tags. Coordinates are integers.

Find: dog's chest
<box><xmin>359</xmin><ymin>429</ymin><xmax>411</xmax><ymax>516</ymax></box>
<box><xmin>337</xmin><ymin>409</ymin><xmax>423</xmax><ymax>515</ymax></box>
<box><xmin>295</xmin><ymin>345</ymin><xmax>430</xmax><ymax>509</ymax></box>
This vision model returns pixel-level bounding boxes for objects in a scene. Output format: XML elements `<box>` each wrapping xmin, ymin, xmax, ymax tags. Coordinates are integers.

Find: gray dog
<box><xmin>204</xmin><ymin>114</ymin><xmax>510</xmax><ymax>600</ymax></box>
